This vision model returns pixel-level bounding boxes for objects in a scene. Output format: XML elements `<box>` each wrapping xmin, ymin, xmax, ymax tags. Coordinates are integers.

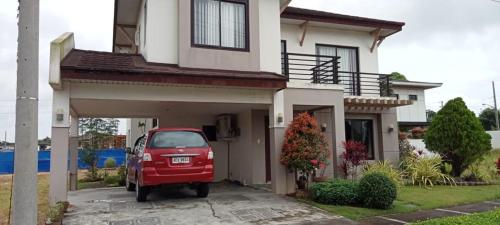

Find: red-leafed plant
<box><xmin>496</xmin><ymin>158</ymin><xmax>500</xmax><ymax>175</ymax></box>
<box><xmin>280</xmin><ymin>112</ymin><xmax>329</xmax><ymax>189</ymax></box>
<box><xmin>339</xmin><ymin>140</ymin><xmax>368</xmax><ymax>180</ymax></box>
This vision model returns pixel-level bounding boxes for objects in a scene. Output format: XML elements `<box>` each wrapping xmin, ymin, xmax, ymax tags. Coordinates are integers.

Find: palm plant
<box><xmin>402</xmin><ymin>154</ymin><xmax>455</xmax><ymax>188</ymax></box>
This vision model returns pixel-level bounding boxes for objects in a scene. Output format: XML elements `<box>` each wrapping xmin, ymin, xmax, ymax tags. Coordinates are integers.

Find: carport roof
<box><xmin>60</xmin><ymin>49</ymin><xmax>287</xmax><ymax>89</ymax></box>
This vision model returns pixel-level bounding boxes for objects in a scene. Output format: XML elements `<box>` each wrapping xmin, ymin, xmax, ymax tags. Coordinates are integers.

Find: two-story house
<box><xmin>47</xmin><ymin>0</ymin><xmax>413</xmax><ymax>205</ymax></box>
<box><xmin>392</xmin><ymin>80</ymin><xmax>442</xmax><ymax>130</ymax></box>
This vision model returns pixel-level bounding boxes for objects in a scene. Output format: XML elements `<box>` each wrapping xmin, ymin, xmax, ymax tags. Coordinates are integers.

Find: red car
<box><xmin>125</xmin><ymin>128</ymin><xmax>214</xmax><ymax>202</ymax></box>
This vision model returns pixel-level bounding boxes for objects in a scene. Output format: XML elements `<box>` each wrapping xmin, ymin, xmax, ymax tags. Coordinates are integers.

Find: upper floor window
<box><xmin>409</xmin><ymin>95</ymin><xmax>418</xmax><ymax>100</ymax></box>
<box><xmin>316</xmin><ymin>45</ymin><xmax>359</xmax><ymax>74</ymax></box>
<box><xmin>192</xmin><ymin>0</ymin><xmax>248</xmax><ymax>50</ymax></box>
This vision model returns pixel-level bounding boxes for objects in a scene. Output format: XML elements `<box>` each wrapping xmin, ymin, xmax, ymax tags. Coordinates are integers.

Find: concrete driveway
<box><xmin>63</xmin><ymin>183</ymin><xmax>355</xmax><ymax>225</ymax></box>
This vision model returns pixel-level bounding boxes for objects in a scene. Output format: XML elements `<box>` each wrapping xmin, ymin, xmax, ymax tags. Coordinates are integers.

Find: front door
<box><xmin>264</xmin><ymin>116</ymin><xmax>271</xmax><ymax>182</ymax></box>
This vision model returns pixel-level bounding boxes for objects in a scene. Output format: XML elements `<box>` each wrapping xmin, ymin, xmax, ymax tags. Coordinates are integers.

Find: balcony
<box><xmin>282</xmin><ymin>52</ymin><xmax>393</xmax><ymax>97</ymax></box>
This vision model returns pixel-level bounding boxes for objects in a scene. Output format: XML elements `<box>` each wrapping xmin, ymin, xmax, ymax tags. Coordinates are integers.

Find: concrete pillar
<box><xmin>12</xmin><ymin>1</ymin><xmax>39</xmax><ymax>223</ymax></box>
<box><xmin>333</xmin><ymin>104</ymin><xmax>346</xmax><ymax>178</ymax></box>
<box><xmin>49</xmin><ymin>83</ymin><xmax>71</xmax><ymax>205</ymax></box>
<box><xmin>380</xmin><ymin>109</ymin><xmax>400</xmax><ymax>164</ymax></box>
<box><xmin>269</xmin><ymin>90</ymin><xmax>289</xmax><ymax>194</ymax></box>
<box><xmin>69</xmin><ymin>115</ymin><xmax>79</xmax><ymax>191</ymax></box>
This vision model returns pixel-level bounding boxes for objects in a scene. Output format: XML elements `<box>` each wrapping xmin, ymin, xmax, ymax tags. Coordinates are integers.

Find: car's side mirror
<box><xmin>125</xmin><ymin>147</ymin><xmax>134</xmax><ymax>154</ymax></box>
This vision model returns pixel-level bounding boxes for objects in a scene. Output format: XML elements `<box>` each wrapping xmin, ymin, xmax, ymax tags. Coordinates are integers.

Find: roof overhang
<box><xmin>344</xmin><ymin>96</ymin><xmax>413</xmax><ymax>110</ymax></box>
<box><xmin>392</xmin><ymin>81</ymin><xmax>443</xmax><ymax>90</ymax></box>
<box><xmin>281</xmin><ymin>7</ymin><xmax>405</xmax><ymax>39</ymax></box>
<box><xmin>112</xmin><ymin>0</ymin><xmax>142</xmax><ymax>53</ymax></box>
<box><xmin>60</xmin><ymin>49</ymin><xmax>287</xmax><ymax>89</ymax></box>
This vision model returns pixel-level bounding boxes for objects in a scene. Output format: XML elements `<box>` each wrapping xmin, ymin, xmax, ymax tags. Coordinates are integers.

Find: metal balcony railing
<box><xmin>282</xmin><ymin>52</ymin><xmax>393</xmax><ymax>97</ymax></box>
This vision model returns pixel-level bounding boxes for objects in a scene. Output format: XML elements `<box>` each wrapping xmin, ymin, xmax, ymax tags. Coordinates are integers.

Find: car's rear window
<box><xmin>149</xmin><ymin>131</ymin><xmax>208</xmax><ymax>148</ymax></box>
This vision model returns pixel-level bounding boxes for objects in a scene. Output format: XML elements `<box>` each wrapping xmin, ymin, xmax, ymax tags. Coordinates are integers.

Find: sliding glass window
<box><xmin>345</xmin><ymin>119</ymin><xmax>375</xmax><ymax>160</ymax></box>
<box><xmin>193</xmin><ymin>0</ymin><xmax>248</xmax><ymax>50</ymax></box>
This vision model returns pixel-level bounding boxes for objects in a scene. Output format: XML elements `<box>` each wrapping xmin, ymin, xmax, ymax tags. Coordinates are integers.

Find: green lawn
<box><xmin>302</xmin><ymin>185</ymin><xmax>500</xmax><ymax>220</ymax></box>
<box><xmin>412</xmin><ymin>209</ymin><xmax>500</xmax><ymax>225</ymax></box>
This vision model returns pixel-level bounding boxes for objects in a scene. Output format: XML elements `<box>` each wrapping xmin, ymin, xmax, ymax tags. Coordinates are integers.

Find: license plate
<box><xmin>172</xmin><ymin>157</ymin><xmax>190</xmax><ymax>164</ymax></box>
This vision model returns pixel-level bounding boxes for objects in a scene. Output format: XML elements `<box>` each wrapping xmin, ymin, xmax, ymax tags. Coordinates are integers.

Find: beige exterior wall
<box><xmin>345</xmin><ymin>108</ymin><xmax>400</xmax><ymax>164</ymax></box>
<box><xmin>138</xmin><ymin>0</ymin><xmax>179</xmax><ymax>64</ymax></box>
<box><xmin>281</xmin><ymin>23</ymin><xmax>379</xmax><ymax>73</ymax></box>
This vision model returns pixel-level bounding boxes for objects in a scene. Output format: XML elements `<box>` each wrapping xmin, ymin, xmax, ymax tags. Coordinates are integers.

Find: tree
<box><xmin>280</xmin><ymin>112</ymin><xmax>329</xmax><ymax>189</ymax></box>
<box><xmin>426</xmin><ymin>110</ymin><xmax>437</xmax><ymax>122</ymax></box>
<box><xmin>389</xmin><ymin>72</ymin><xmax>408</xmax><ymax>81</ymax></box>
<box><xmin>424</xmin><ymin>98</ymin><xmax>492</xmax><ymax>177</ymax></box>
<box><xmin>79</xmin><ymin>118</ymin><xmax>119</xmax><ymax>149</ymax></box>
<box><xmin>78</xmin><ymin>118</ymin><xmax>119</xmax><ymax>180</ymax></box>
<box><xmin>478</xmin><ymin>107</ymin><xmax>500</xmax><ymax>131</ymax></box>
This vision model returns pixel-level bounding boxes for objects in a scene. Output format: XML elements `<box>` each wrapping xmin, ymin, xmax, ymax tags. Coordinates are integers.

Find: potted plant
<box><xmin>280</xmin><ymin>112</ymin><xmax>329</xmax><ymax>191</ymax></box>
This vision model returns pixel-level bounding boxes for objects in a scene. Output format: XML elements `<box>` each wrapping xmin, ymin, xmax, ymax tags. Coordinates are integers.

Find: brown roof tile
<box><xmin>60</xmin><ymin>49</ymin><xmax>287</xmax><ymax>89</ymax></box>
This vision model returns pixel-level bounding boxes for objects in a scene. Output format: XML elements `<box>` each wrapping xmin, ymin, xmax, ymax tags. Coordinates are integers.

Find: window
<box><xmin>192</xmin><ymin>0</ymin><xmax>248</xmax><ymax>50</ymax></box>
<box><xmin>345</xmin><ymin>119</ymin><xmax>375</xmax><ymax>160</ymax></box>
<box><xmin>149</xmin><ymin>131</ymin><xmax>208</xmax><ymax>148</ymax></box>
<box><xmin>316</xmin><ymin>45</ymin><xmax>359</xmax><ymax>93</ymax></box>
<box><xmin>281</xmin><ymin>40</ymin><xmax>287</xmax><ymax>75</ymax></box>
<box><xmin>409</xmin><ymin>95</ymin><xmax>418</xmax><ymax>101</ymax></box>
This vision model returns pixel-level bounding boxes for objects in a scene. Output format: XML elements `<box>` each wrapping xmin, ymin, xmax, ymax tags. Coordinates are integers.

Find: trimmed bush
<box><xmin>357</xmin><ymin>173</ymin><xmax>397</xmax><ymax>209</ymax></box>
<box><xmin>104</xmin><ymin>175</ymin><xmax>121</xmax><ymax>185</ymax></box>
<box><xmin>310</xmin><ymin>179</ymin><xmax>359</xmax><ymax>205</ymax></box>
<box><xmin>104</xmin><ymin>157</ymin><xmax>117</xmax><ymax>168</ymax></box>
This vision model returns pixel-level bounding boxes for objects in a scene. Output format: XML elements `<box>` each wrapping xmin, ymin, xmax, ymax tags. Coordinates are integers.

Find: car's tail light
<box><xmin>143</xmin><ymin>153</ymin><xmax>152</xmax><ymax>162</ymax></box>
<box><xmin>208</xmin><ymin>150</ymin><xmax>214</xmax><ymax>160</ymax></box>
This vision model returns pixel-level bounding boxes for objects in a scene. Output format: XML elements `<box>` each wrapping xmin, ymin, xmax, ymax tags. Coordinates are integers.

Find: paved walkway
<box><xmin>63</xmin><ymin>183</ymin><xmax>356</xmax><ymax>225</ymax></box>
<box><xmin>358</xmin><ymin>199</ymin><xmax>500</xmax><ymax>225</ymax></box>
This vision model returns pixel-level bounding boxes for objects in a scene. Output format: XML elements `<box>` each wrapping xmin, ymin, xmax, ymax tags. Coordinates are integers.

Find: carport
<box><xmin>48</xmin><ymin>33</ymin><xmax>346</xmax><ymax>206</ymax></box>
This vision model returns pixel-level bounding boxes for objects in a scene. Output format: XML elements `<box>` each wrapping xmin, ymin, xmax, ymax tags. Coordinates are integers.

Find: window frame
<box><xmin>281</xmin><ymin>40</ymin><xmax>287</xmax><ymax>75</ymax></box>
<box><xmin>345</xmin><ymin>119</ymin><xmax>375</xmax><ymax>160</ymax></box>
<box><xmin>191</xmin><ymin>0</ymin><xmax>250</xmax><ymax>52</ymax></box>
<box><xmin>409</xmin><ymin>95</ymin><xmax>418</xmax><ymax>101</ymax></box>
<box><xmin>315</xmin><ymin>43</ymin><xmax>361</xmax><ymax>73</ymax></box>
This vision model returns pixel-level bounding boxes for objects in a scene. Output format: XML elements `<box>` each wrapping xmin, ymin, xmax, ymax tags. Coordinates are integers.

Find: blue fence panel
<box><xmin>0</xmin><ymin>149</ymin><xmax>126</xmax><ymax>174</ymax></box>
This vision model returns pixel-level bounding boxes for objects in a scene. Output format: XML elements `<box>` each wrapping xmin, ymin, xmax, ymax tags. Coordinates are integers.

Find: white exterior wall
<box><xmin>281</xmin><ymin>24</ymin><xmax>379</xmax><ymax>74</ymax></box>
<box><xmin>393</xmin><ymin>87</ymin><xmax>427</xmax><ymax>122</ymax></box>
<box><xmin>125</xmin><ymin>118</ymin><xmax>154</xmax><ymax>148</ymax></box>
<box><xmin>138</xmin><ymin>0</ymin><xmax>179</xmax><ymax>64</ymax></box>
<box><xmin>487</xmin><ymin>131</ymin><xmax>500</xmax><ymax>149</ymax></box>
<box><xmin>258</xmin><ymin>0</ymin><xmax>282</xmax><ymax>74</ymax></box>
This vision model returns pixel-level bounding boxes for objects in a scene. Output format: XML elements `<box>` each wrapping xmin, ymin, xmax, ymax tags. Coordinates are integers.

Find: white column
<box><xmin>49</xmin><ymin>83</ymin><xmax>71</xmax><ymax>205</ymax></box>
<box><xmin>12</xmin><ymin>0</ymin><xmax>39</xmax><ymax>224</ymax></box>
<box><xmin>269</xmin><ymin>90</ymin><xmax>296</xmax><ymax>194</ymax></box>
<box><xmin>69</xmin><ymin>115</ymin><xmax>79</xmax><ymax>191</ymax></box>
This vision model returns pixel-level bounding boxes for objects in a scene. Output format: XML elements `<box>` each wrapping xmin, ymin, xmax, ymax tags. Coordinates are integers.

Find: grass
<box><xmin>303</xmin><ymin>185</ymin><xmax>500</xmax><ymax>220</ymax></box>
<box><xmin>412</xmin><ymin>209</ymin><xmax>500</xmax><ymax>225</ymax></box>
<box><xmin>0</xmin><ymin>173</ymin><xmax>49</xmax><ymax>225</ymax></box>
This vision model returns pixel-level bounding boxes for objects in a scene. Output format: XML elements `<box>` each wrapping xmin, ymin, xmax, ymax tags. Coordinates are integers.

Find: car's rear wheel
<box><xmin>125</xmin><ymin>172</ymin><xmax>135</xmax><ymax>192</ymax></box>
<box><xmin>135</xmin><ymin>176</ymin><xmax>148</xmax><ymax>202</ymax></box>
<box><xmin>196</xmin><ymin>183</ymin><xmax>209</xmax><ymax>198</ymax></box>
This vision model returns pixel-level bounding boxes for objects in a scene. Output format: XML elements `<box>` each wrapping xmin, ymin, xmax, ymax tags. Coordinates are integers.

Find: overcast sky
<box><xmin>0</xmin><ymin>0</ymin><xmax>499</xmax><ymax>142</ymax></box>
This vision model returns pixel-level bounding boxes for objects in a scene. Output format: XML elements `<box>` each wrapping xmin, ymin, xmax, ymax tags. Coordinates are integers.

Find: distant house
<box><xmin>392</xmin><ymin>80</ymin><xmax>442</xmax><ymax>130</ymax></box>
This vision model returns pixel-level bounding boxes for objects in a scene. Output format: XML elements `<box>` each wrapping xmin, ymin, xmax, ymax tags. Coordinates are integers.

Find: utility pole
<box><xmin>493</xmin><ymin>81</ymin><xmax>499</xmax><ymax>130</ymax></box>
<box><xmin>12</xmin><ymin>0</ymin><xmax>39</xmax><ymax>224</ymax></box>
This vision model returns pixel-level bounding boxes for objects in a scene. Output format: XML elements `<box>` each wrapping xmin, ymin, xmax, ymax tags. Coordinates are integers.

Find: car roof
<box><xmin>149</xmin><ymin>128</ymin><xmax>203</xmax><ymax>133</ymax></box>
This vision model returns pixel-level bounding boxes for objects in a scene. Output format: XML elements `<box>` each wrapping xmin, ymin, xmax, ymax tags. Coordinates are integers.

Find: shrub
<box><xmin>310</xmin><ymin>179</ymin><xmax>359</xmax><ymax>205</ymax></box>
<box><xmin>363</xmin><ymin>161</ymin><xmax>404</xmax><ymax>187</ymax></box>
<box><xmin>442</xmin><ymin>162</ymin><xmax>453</xmax><ymax>175</ymax></box>
<box><xmin>117</xmin><ymin>165</ymin><xmax>127</xmax><ymax>186</ymax></box>
<box><xmin>403</xmin><ymin>154</ymin><xmax>455</xmax><ymax>187</ymax></box>
<box><xmin>424</xmin><ymin>98</ymin><xmax>492</xmax><ymax>177</ymax></box>
<box><xmin>411</xmin><ymin>127</ymin><xmax>426</xmax><ymax>139</ymax></box>
<box><xmin>104</xmin><ymin>175</ymin><xmax>121</xmax><ymax>185</ymax></box>
<box><xmin>46</xmin><ymin>201</ymin><xmax>69</xmax><ymax>224</ymax></box>
<box><xmin>357</xmin><ymin>173</ymin><xmax>397</xmax><ymax>209</ymax></box>
<box><xmin>280</xmin><ymin>112</ymin><xmax>329</xmax><ymax>189</ymax></box>
<box><xmin>339</xmin><ymin>140</ymin><xmax>368</xmax><ymax>180</ymax></box>
<box><xmin>461</xmin><ymin>155</ymin><xmax>498</xmax><ymax>182</ymax></box>
<box><xmin>104</xmin><ymin>157</ymin><xmax>117</xmax><ymax>168</ymax></box>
